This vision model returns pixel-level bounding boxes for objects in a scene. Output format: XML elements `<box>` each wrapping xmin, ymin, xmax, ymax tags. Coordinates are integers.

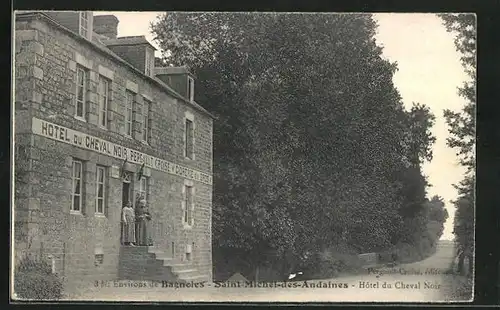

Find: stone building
<box><xmin>13</xmin><ymin>11</ymin><xmax>214</xmax><ymax>290</ymax></box>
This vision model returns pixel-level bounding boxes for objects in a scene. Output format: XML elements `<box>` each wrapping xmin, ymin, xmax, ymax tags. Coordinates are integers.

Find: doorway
<box><xmin>122</xmin><ymin>171</ymin><xmax>133</xmax><ymax>207</ymax></box>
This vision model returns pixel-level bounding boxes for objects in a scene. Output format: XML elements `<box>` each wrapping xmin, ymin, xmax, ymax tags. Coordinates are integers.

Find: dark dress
<box><xmin>136</xmin><ymin>205</ymin><xmax>153</xmax><ymax>246</ymax></box>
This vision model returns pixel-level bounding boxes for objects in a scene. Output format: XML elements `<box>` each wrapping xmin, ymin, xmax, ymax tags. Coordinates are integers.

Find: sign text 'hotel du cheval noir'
<box><xmin>31</xmin><ymin>117</ymin><xmax>212</xmax><ymax>185</ymax></box>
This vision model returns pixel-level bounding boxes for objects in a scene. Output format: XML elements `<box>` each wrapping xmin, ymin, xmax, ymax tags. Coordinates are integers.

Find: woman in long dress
<box><xmin>121</xmin><ymin>201</ymin><xmax>136</xmax><ymax>246</ymax></box>
<box><xmin>135</xmin><ymin>198</ymin><xmax>153</xmax><ymax>246</ymax></box>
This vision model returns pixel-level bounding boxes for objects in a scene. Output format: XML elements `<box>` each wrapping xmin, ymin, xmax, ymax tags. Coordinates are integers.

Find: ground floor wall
<box><xmin>13</xmin><ymin>131</ymin><xmax>213</xmax><ymax>288</ymax></box>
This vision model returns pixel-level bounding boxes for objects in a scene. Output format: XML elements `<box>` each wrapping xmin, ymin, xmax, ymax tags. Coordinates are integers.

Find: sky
<box><xmin>94</xmin><ymin>12</ymin><xmax>471</xmax><ymax>240</ymax></box>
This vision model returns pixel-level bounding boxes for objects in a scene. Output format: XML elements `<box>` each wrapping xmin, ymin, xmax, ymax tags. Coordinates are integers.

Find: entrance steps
<box><xmin>118</xmin><ymin>246</ymin><xmax>209</xmax><ymax>283</ymax></box>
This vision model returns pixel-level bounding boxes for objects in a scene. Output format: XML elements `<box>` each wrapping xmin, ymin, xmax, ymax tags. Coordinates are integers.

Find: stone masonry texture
<box><xmin>14</xmin><ymin>12</ymin><xmax>214</xmax><ymax>292</ymax></box>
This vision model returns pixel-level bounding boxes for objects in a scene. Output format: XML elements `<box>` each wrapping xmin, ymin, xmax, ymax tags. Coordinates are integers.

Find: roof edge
<box><xmin>14</xmin><ymin>11</ymin><xmax>215</xmax><ymax>120</ymax></box>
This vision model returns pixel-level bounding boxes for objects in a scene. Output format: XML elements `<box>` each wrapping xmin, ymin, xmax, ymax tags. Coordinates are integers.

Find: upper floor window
<box><xmin>125</xmin><ymin>91</ymin><xmax>135</xmax><ymax>136</ymax></box>
<box><xmin>145</xmin><ymin>50</ymin><xmax>155</xmax><ymax>77</ymax></box>
<box><xmin>75</xmin><ymin>66</ymin><xmax>87</xmax><ymax>120</ymax></box>
<box><xmin>142</xmin><ymin>99</ymin><xmax>152</xmax><ymax>143</ymax></box>
<box><xmin>187</xmin><ymin>76</ymin><xmax>194</xmax><ymax>102</ymax></box>
<box><xmin>98</xmin><ymin>76</ymin><xmax>110</xmax><ymax>128</ymax></box>
<box><xmin>95</xmin><ymin>165</ymin><xmax>107</xmax><ymax>215</ymax></box>
<box><xmin>79</xmin><ymin>12</ymin><xmax>89</xmax><ymax>38</ymax></box>
<box><xmin>71</xmin><ymin>159</ymin><xmax>84</xmax><ymax>213</ymax></box>
<box><xmin>185</xmin><ymin>118</ymin><xmax>194</xmax><ymax>159</ymax></box>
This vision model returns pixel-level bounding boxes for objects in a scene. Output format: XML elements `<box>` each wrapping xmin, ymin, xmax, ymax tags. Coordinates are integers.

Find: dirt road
<box><xmin>66</xmin><ymin>240</ymin><xmax>471</xmax><ymax>302</ymax></box>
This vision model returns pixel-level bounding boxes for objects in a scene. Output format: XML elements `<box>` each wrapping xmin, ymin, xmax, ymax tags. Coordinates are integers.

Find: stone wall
<box><xmin>13</xmin><ymin>12</ymin><xmax>214</xmax><ymax>288</ymax></box>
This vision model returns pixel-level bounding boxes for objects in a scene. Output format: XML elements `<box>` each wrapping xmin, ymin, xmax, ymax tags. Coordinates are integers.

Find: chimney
<box><xmin>102</xmin><ymin>36</ymin><xmax>156</xmax><ymax>77</ymax></box>
<box><xmin>93</xmin><ymin>15</ymin><xmax>119</xmax><ymax>39</ymax></box>
<box><xmin>155</xmin><ymin>67</ymin><xmax>195</xmax><ymax>102</ymax></box>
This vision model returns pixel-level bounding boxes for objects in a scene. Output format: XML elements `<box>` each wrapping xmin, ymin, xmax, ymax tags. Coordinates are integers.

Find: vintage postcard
<box><xmin>11</xmin><ymin>10</ymin><xmax>476</xmax><ymax>302</ymax></box>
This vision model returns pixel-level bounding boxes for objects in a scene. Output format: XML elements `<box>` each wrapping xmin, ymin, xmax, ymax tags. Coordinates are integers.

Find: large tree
<box><xmin>152</xmin><ymin>13</ymin><xmax>437</xmax><ymax>279</ymax></box>
<box><xmin>438</xmin><ymin>13</ymin><xmax>476</xmax><ymax>274</ymax></box>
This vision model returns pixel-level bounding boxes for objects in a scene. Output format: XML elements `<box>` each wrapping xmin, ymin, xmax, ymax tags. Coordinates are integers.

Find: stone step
<box><xmin>173</xmin><ymin>268</ymin><xmax>199</xmax><ymax>278</ymax></box>
<box><xmin>178</xmin><ymin>274</ymin><xmax>208</xmax><ymax>282</ymax></box>
<box><xmin>154</xmin><ymin>253</ymin><xmax>173</xmax><ymax>260</ymax></box>
<box><xmin>161</xmin><ymin>260</ymin><xmax>185</xmax><ymax>267</ymax></box>
<box><xmin>170</xmin><ymin>264</ymin><xmax>196</xmax><ymax>273</ymax></box>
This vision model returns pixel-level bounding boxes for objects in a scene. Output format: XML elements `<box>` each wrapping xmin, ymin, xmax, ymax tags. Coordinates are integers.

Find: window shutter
<box><xmin>181</xmin><ymin>185</ymin><xmax>186</xmax><ymax>223</ymax></box>
<box><xmin>190</xmin><ymin>187</ymin><xmax>195</xmax><ymax>226</ymax></box>
<box><xmin>192</xmin><ymin>122</ymin><xmax>196</xmax><ymax>161</ymax></box>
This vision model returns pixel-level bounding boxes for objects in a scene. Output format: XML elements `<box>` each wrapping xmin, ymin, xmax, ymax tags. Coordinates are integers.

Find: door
<box><xmin>122</xmin><ymin>171</ymin><xmax>133</xmax><ymax>206</ymax></box>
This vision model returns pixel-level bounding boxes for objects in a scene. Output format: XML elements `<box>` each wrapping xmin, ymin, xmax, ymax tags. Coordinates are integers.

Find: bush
<box><xmin>302</xmin><ymin>249</ymin><xmax>364</xmax><ymax>279</ymax></box>
<box><xmin>14</xmin><ymin>255</ymin><xmax>63</xmax><ymax>300</ymax></box>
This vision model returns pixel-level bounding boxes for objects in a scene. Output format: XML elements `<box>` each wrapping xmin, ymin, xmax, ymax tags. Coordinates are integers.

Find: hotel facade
<box><xmin>13</xmin><ymin>11</ymin><xmax>214</xmax><ymax>290</ymax></box>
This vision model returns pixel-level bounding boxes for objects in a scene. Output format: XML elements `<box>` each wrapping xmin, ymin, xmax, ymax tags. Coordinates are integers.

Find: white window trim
<box><xmin>187</xmin><ymin>76</ymin><xmax>194</xmax><ymax>102</ymax></box>
<box><xmin>78</xmin><ymin>12</ymin><xmax>89</xmax><ymax>38</ymax></box>
<box><xmin>182</xmin><ymin>180</ymin><xmax>195</xmax><ymax>229</ymax></box>
<box><xmin>138</xmin><ymin>176</ymin><xmax>148</xmax><ymax>201</ymax></box>
<box><xmin>95</xmin><ymin>165</ymin><xmax>106</xmax><ymax>216</ymax></box>
<box><xmin>145</xmin><ymin>49</ymin><xmax>154</xmax><ymax>77</ymax></box>
<box><xmin>125</xmin><ymin>91</ymin><xmax>135</xmax><ymax>137</ymax></box>
<box><xmin>98</xmin><ymin>76</ymin><xmax>110</xmax><ymax>130</ymax></box>
<box><xmin>71</xmin><ymin>159</ymin><xmax>83</xmax><ymax>213</ymax></box>
<box><xmin>142</xmin><ymin>98</ymin><xmax>152</xmax><ymax>143</ymax></box>
<box><xmin>184</xmin><ymin>112</ymin><xmax>195</xmax><ymax>160</ymax></box>
<box><xmin>75</xmin><ymin>66</ymin><xmax>87</xmax><ymax>121</ymax></box>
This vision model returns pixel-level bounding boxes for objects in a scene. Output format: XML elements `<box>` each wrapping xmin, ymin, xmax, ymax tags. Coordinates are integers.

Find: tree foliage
<box><xmin>438</xmin><ymin>13</ymin><xmax>476</xmax><ymax>261</ymax></box>
<box><xmin>152</xmin><ymin>13</ymin><xmax>438</xmax><ymax>279</ymax></box>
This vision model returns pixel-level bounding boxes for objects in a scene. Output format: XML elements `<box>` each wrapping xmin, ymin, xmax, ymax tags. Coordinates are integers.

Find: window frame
<box><xmin>145</xmin><ymin>49</ymin><xmax>154</xmax><ymax>77</ymax></box>
<box><xmin>142</xmin><ymin>99</ymin><xmax>152</xmax><ymax>143</ymax></box>
<box><xmin>71</xmin><ymin>159</ymin><xmax>83</xmax><ymax>213</ymax></box>
<box><xmin>138</xmin><ymin>176</ymin><xmax>148</xmax><ymax>201</ymax></box>
<box><xmin>184</xmin><ymin>118</ymin><xmax>194</xmax><ymax>160</ymax></box>
<box><xmin>98</xmin><ymin>75</ymin><xmax>110</xmax><ymax>129</ymax></box>
<box><xmin>182</xmin><ymin>183</ymin><xmax>194</xmax><ymax>228</ymax></box>
<box><xmin>95</xmin><ymin>165</ymin><xmax>107</xmax><ymax>216</ymax></box>
<box><xmin>187</xmin><ymin>76</ymin><xmax>194</xmax><ymax>102</ymax></box>
<box><xmin>125</xmin><ymin>91</ymin><xmax>135</xmax><ymax>137</ymax></box>
<box><xmin>75</xmin><ymin>66</ymin><xmax>87</xmax><ymax>120</ymax></box>
<box><xmin>79</xmin><ymin>12</ymin><xmax>89</xmax><ymax>38</ymax></box>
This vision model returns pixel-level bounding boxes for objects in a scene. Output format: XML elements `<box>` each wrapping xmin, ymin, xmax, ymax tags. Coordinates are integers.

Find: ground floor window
<box><xmin>71</xmin><ymin>159</ymin><xmax>83</xmax><ymax>212</ymax></box>
<box><xmin>95</xmin><ymin>165</ymin><xmax>107</xmax><ymax>215</ymax></box>
<box><xmin>183</xmin><ymin>184</ymin><xmax>194</xmax><ymax>226</ymax></box>
<box><xmin>138</xmin><ymin>176</ymin><xmax>148</xmax><ymax>201</ymax></box>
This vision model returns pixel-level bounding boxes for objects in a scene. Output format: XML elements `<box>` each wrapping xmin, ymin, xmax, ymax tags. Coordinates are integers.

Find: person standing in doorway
<box><xmin>136</xmin><ymin>198</ymin><xmax>153</xmax><ymax>246</ymax></box>
<box><xmin>121</xmin><ymin>201</ymin><xmax>136</xmax><ymax>246</ymax></box>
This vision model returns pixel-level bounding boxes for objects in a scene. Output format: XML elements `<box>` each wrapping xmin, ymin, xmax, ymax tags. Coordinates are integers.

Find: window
<box><xmin>94</xmin><ymin>254</ymin><xmax>104</xmax><ymax>266</ymax></box>
<box><xmin>98</xmin><ymin>76</ymin><xmax>110</xmax><ymax>128</ymax></box>
<box><xmin>71</xmin><ymin>159</ymin><xmax>83</xmax><ymax>212</ymax></box>
<box><xmin>187</xmin><ymin>76</ymin><xmax>194</xmax><ymax>102</ymax></box>
<box><xmin>125</xmin><ymin>91</ymin><xmax>135</xmax><ymax>136</ymax></box>
<box><xmin>185</xmin><ymin>119</ymin><xmax>194</xmax><ymax>159</ymax></box>
<box><xmin>142</xmin><ymin>99</ymin><xmax>152</xmax><ymax>143</ymax></box>
<box><xmin>183</xmin><ymin>185</ymin><xmax>194</xmax><ymax>226</ymax></box>
<box><xmin>95</xmin><ymin>166</ymin><xmax>106</xmax><ymax>215</ymax></box>
<box><xmin>79</xmin><ymin>12</ymin><xmax>89</xmax><ymax>38</ymax></box>
<box><xmin>75</xmin><ymin>66</ymin><xmax>87</xmax><ymax>119</ymax></box>
<box><xmin>145</xmin><ymin>50</ymin><xmax>154</xmax><ymax>77</ymax></box>
<box><xmin>138</xmin><ymin>176</ymin><xmax>148</xmax><ymax>201</ymax></box>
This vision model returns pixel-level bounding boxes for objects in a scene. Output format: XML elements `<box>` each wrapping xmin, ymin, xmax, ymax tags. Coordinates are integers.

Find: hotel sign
<box><xmin>31</xmin><ymin>117</ymin><xmax>212</xmax><ymax>185</ymax></box>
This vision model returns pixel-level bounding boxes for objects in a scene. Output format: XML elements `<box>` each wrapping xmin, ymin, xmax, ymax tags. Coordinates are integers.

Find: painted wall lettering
<box><xmin>31</xmin><ymin>117</ymin><xmax>212</xmax><ymax>185</ymax></box>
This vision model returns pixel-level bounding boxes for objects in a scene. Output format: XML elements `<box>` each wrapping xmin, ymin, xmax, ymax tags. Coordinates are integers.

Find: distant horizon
<box><xmin>94</xmin><ymin>11</ymin><xmax>471</xmax><ymax>241</ymax></box>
